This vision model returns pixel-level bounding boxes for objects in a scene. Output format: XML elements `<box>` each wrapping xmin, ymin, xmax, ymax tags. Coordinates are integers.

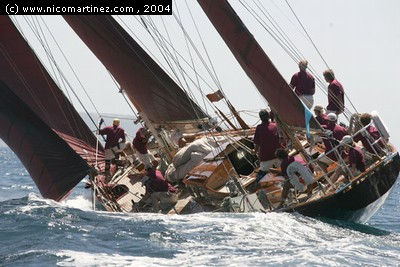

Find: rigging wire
<box><xmin>284</xmin><ymin>0</ymin><xmax>359</xmax><ymax>115</ymax></box>
<box><xmin>237</xmin><ymin>0</ymin><xmax>354</xmax><ymax>121</ymax></box>
<box><xmin>19</xmin><ymin>16</ymin><xmax>101</xmax><ymax>137</ymax></box>
<box><xmin>38</xmin><ymin>16</ymin><xmax>103</xmax><ymax>119</ymax></box>
<box><xmin>104</xmin><ymin>16</ymin><xmax>206</xmax><ymax>122</ymax></box>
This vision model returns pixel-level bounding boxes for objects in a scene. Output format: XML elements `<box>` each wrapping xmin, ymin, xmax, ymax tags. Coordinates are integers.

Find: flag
<box><xmin>206</xmin><ymin>90</ymin><xmax>224</xmax><ymax>102</ymax></box>
<box><xmin>302</xmin><ymin>101</ymin><xmax>313</xmax><ymax>138</ymax></box>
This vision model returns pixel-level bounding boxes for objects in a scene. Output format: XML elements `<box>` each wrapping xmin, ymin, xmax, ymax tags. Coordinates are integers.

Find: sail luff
<box><xmin>63</xmin><ymin>15</ymin><xmax>208</xmax><ymax>126</ymax></box>
<box><xmin>197</xmin><ymin>0</ymin><xmax>321</xmax><ymax>129</ymax></box>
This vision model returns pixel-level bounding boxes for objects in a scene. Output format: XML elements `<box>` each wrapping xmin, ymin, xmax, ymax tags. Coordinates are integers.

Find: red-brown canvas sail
<box><xmin>0</xmin><ymin>81</ymin><xmax>90</xmax><ymax>201</ymax></box>
<box><xmin>197</xmin><ymin>0</ymin><xmax>320</xmax><ymax>130</ymax></box>
<box><xmin>0</xmin><ymin>17</ymin><xmax>102</xmax><ymax>200</ymax></box>
<box><xmin>63</xmin><ymin>15</ymin><xmax>208</xmax><ymax>126</ymax></box>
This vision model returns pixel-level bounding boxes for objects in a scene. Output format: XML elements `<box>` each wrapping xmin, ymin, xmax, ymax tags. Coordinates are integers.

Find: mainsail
<box><xmin>63</xmin><ymin>15</ymin><xmax>208</xmax><ymax>128</ymax></box>
<box><xmin>0</xmin><ymin>16</ymin><xmax>101</xmax><ymax>200</ymax></box>
<box><xmin>197</xmin><ymin>0</ymin><xmax>321</xmax><ymax>130</ymax></box>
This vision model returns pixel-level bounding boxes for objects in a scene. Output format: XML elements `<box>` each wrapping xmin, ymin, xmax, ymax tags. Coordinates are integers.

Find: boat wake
<box><xmin>2</xmin><ymin>194</ymin><xmax>400</xmax><ymax>266</ymax></box>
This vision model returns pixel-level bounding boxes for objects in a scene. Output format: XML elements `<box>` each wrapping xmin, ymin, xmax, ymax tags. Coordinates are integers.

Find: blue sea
<box><xmin>1</xmin><ymin>147</ymin><xmax>400</xmax><ymax>266</ymax></box>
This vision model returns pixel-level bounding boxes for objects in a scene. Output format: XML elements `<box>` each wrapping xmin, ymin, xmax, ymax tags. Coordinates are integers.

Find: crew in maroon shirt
<box><xmin>275</xmin><ymin>148</ymin><xmax>313</xmax><ymax>208</ymax></box>
<box><xmin>322</xmin><ymin>113</ymin><xmax>348</xmax><ymax>160</ymax></box>
<box><xmin>353</xmin><ymin>113</ymin><xmax>384</xmax><ymax>154</ymax></box>
<box><xmin>254</xmin><ymin>110</ymin><xmax>282</xmax><ymax>172</ymax></box>
<box><xmin>313</xmin><ymin>105</ymin><xmax>329</xmax><ymax>126</ymax></box>
<box><xmin>132</xmin><ymin>127</ymin><xmax>149</xmax><ymax>154</ymax></box>
<box><xmin>139</xmin><ymin>166</ymin><xmax>178</xmax><ymax>212</ymax></box>
<box><xmin>342</xmin><ymin>135</ymin><xmax>366</xmax><ymax>173</ymax></box>
<box><xmin>290</xmin><ymin>60</ymin><xmax>315</xmax><ymax>109</ymax></box>
<box><xmin>144</xmin><ymin>168</ymin><xmax>177</xmax><ymax>194</ymax></box>
<box><xmin>323</xmin><ymin>69</ymin><xmax>345</xmax><ymax>114</ymax></box>
<box><xmin>330</xmin><ymin>135</ymin><xmax>366</xmax><ymax>184</ymax></box>
<box><xmin>99</xmin><ymin>118</ymin><xmax>126</xmax><ymax>178</ymax></box>
<box><xmin>99</xmin><ymin>120</ymin><xmax>126</xmax><ymax>149</ymax></box>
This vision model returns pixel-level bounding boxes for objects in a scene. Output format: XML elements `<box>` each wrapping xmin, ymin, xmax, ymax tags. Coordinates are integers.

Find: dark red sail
<box><xmin>63</xmin><ymin>16</ymin><xmax>208</xmax><ymax>125</ymax></box>
<box><xmin>0</xmin><ymin>16</ymin><xmax>102</xmax><ymax>200</ymax></box>
<box><xmin>197</xmin><ymin>0</ymin><xmax>320</xmax><ymax>129</ymax></box>
<box><xmin>0</xmin><ymin>81</ymin><xmax>89</xmax><ymax>201</ymax></box>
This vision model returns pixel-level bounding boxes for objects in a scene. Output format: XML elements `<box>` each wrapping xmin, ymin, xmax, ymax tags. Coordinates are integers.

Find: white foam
<box><xmin>60</xmin><ymin>193</ymin><xmax>93</xmax><ymax>211</ymax></box>
<box><xmin>55</xmin><ymin>250</ymin><xmax>163</xmax><ymax>267</ymax></box>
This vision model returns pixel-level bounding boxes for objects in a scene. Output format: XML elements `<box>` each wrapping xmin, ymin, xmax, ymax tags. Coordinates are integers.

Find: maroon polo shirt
<box><xmin>316</xmin><ymin>114</ymin><xmax>329</xmax><ymax>126</ymax></box>
<box><xmin>253</xmin><ymin>122</ymin><xmax>282</xmax><ymax>162</ymax></box>
<box><xmin>348</xmin><ymin>146</ymin><xmax>366</xmax><ymax>172</ymax></box>
<box><xmin>133</xmin><ymin>128</ymin><xmax>148</xmax><ymax>154</ymax></box>
<box><xmin>99</xmin><ymin>125</ymin><xmax>125</xmax><ymax>149</ymax></box>
<box><xmin>354</xmin><ymin>125</ymin><xmax>383</xmax><ymax>154</ymax></box>
<box><xmin>322</xmin><ymin>122</ymin><xmax>348</xmax><ymax>160</ymax></box>
<box><xmin>145</xmin><ymin>170</ymin><xmax>177</xmax><ymax>194</ymax></box>
<box><xmin>326</xmin><ymin>79</ymin><xmax>345</xmax><ymax>113</ymax></box>
<box><xmin>290</xmin><ymin>70</ymin><xmax>315</xmax><ymax>96</ymax></box>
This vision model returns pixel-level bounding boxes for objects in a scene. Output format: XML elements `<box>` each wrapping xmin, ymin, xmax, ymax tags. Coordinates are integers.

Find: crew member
<box><xmin>323</xmin><ymin>69</ymin><xmax>345</xmax><ymax>115</ymax></box>
<box><xmin>314</xmin><ymin>105</ymin><xmax>329</xmax><ymax>126</ymax></box>
<box><xmin>322</xmin><ymin>113</ymin><xmax>348</xmax><ymax>160</ymax></box>
<box><xmin>99</xmin><ymin>118</ymin><xmax>126</xmax><ymax>180</ymax></box>
<box><xmin>253</xmin><ymin>110</ymin><xmax>282</xmax><ymax>182</ymax></box>
<box><xmin>290</xmin><ymin>60</ymin><xmax>315</xmax><ymax>109</ymax></box>
<box><xmin>275</xmin><ymin>148</ymin><xmax>313</xmax><ymax>208</ymax></box>
<box><xmin>132</xmin><ymin>127</ymin><xmax>156</xmax><ymax>166</ymax></box>
<box><xmin>330</xmin><ymin>135</ymin><xmax>366</xmax><ymax>184</ymax></box>
<box><xmin>353</xmin><ymin>113</ymin><xmax>384</xmax><ymax>155</ymax></box>
<box><xmin>139</xmin><ymin>165</ymin><xmax>178</xmax><ymax>212</ymax></box>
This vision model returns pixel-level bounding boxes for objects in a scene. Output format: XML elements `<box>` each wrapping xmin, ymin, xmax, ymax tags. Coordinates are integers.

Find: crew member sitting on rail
<box><xmin>322</xmin><ymin>113</ymin><xmax>348</xmax><ymax>161</ymax></box>
<box><xmin>290</xmin><ymin>60</ymin><xmax>315</xmax><ymax>109</ymax></box>
<box><xmin>330</xmin><ymin>135</ymin><xmax>366</xmax><ymax>184</ymax></box>
<box><xmin>275</xmin><ymin>148</ymin><xmax>313</xmax><ymax>208</ymax></box>
<box><xmin>254</xmin><ymin>109</ymin><xmax>282</xmax><ymax>182</ymax></box>
<box><xmin>139</xmin><ymin>165</ymin><xmax>178</xmax><ymax>212</ymax></box>
<box><xmin>353</xmin><ymin>113</ymin><xmax>384</xmax><ymax>155</ymax></box>
<box><xmin>99</xmin><ymin>118</ymin><xmax>126</xmax><ymax>181</ymax></box>
<box><xmin>323</xmin><ymin>69</ymin><xmax>345</xmax><ymax>115</ymax></box>
<box><xmin>132</xmin><ymin>127</ymin><xmax>156</xmax><ymax>167</ymax></box>
<box><xmin>314</xmin><ymin>105</ymin><xmax>329</xmax><ymax>127</ymax></box>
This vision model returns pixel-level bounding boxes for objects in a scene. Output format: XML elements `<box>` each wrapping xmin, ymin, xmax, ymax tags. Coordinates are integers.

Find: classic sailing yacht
<box><xmin>0</xmin><ymin>0</ymin><xmax>399</xmax><ymax>223</ymax></box>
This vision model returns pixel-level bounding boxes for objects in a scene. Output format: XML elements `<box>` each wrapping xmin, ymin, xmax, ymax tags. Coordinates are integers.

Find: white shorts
<box><xmin>260</xmin><ymin>159</ymin><xmax>280</xmax><ymax>172</ymax></box>
<box><xmin>105</xmin><ymin>142</ymin><xmax>126</xmax><ymax>160</ymax></box>
<box><xmin>299</xmin><ymin>95</ymin><xmax>314</xmax><ymax>109</ymax></box>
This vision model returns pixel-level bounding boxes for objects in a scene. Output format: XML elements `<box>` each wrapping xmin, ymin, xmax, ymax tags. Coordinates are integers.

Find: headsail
<box><xmin>63</xmin><ymin>15</ymin><xmax>208</xmax><ymax>128</ymax></box>
<box><xmin>0</xmin><ymin>81</ymin><xmax>89</xmax><ymax>201</ymax></box>
<box><xmin>0</xmin><ymin>16</ymin><xmax>101</xmax><ymax>200</ymax></box>
<box><xmin>197</xmin><ymin>0</ymin><xmax>321</xmax><ymax>130</ymax></box>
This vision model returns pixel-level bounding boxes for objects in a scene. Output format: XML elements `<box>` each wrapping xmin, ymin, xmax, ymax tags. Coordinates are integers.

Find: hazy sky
<box><xmin>6</xmin><ymin>0</ymin><xmax>400</xmax><ymax>147</ymax></box>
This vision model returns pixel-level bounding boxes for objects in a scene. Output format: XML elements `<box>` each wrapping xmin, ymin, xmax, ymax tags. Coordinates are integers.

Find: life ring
<box><xmin>286</xmin><ymin>161</ymin><xmax>314</xmax><ymax>192</ymax></box>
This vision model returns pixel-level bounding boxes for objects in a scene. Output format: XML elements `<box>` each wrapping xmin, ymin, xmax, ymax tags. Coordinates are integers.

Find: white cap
<box><xmin>342</xmin><ymin>135</ymin><xmax>353</xmax><ymax>145</ymax></box>
<box><xmin>327</xmin><ymin>113</ymin><xmax>337</xmax><ymax>122</ymax></box>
